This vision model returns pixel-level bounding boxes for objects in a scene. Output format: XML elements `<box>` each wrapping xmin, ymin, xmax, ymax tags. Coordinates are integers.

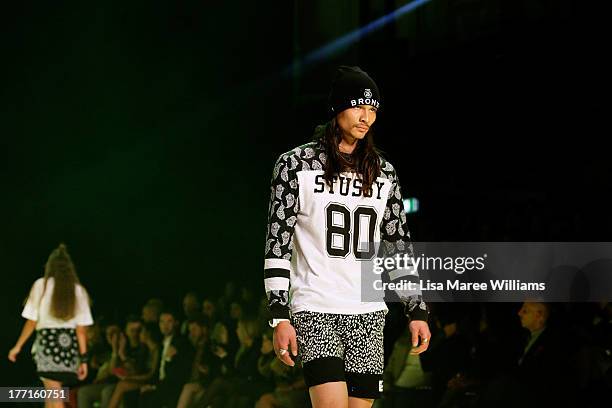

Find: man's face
<box><xmin>518</xmin><ymin>302</ymin><xmax>545</xmax><ymax>331</ymax></box>
<box><xmin>142</xmin><ymin>305</ymin><xmax>158</xmax><ymax>323</ymax></box>
<box><xmin>87</xmin><ymin>325</ymin><xmax>100</xmax><ymax>343</ymax></box>
<box><xmin>230</xmin><ymin>302</ymin><xmax>242</xmax><ymax>320</ymax></box>
<box><xmin>125</xmin><ymin>321</ymin><xmax>142</xmax><ymax>342</ymax></box>
<box><xmin>336</xmin><ymin>105</ymin><xmax>377</xmax><ymax>140</ymax></box>
<box><xmin>202</xmin><ymin>300</ymin><xmax>215</xmax><ymax>317</ymax></box>
<box><xmin>183</xmin><ymin>295</ymin><xmax>199</xmax><ymax>315</ymax></box>
<box><xmin>159</xmin><ymin>313</ymin><xmax>175</xmax><ymax>337</ymax></box>
<box><xmin>189</xmin><ymin>322</ymin><xmax>206</xmax><ymax>343</ymax></box>
<box><xmin>212</xmin><ymin>324</ymin><xmax>228</xmax><ymax>345</ymax></box>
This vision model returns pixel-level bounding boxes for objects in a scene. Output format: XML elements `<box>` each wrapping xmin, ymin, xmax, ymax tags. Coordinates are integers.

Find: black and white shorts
<box><xmin>292</xmin><ymin>309</ymin><xmax>387</xmax><ymax>399</ymax></box>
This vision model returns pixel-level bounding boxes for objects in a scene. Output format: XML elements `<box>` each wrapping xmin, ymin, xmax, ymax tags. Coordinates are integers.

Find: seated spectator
<box><xmin>107</xmin><ymin>322</ymin><xmax>162</xmax><ymax>408</ymax></box>
<box><xmin>186</xmin><ymin>317</ymin><xmax>209</xmax><ymax>349</ymax></box>
<box><xmin>477</xmin><ymin>302</ymin><xmax>565</xmax><ymax>408</ymax></box>
<box><xmin>581</xmin><ymin>301</ymin><xmax>612</xmax><ymax>404</ymax></box>
<box><xmin>202</xmin><ymin>297</ymin><xmax>218</xmax><ymax>327</ymax></box>
<box><xmin>226</xmin><ymin>301</ymin><xmax>243</xmax><ymax>352</ymax></box>
<box><xmin>516</xmin><ymin>302</ymin><xmax>566</xmax><ymax>404</ymax></box>
<box><xmin>217</xmin><ymin>281</ymin><xmax>237</xmax><ymax>317</ymax></box>
<box><xmin>198</xmin><ymin>316</ymin><xmax>264</xmax><ymax>408</ymax></box>
<box><xmin>84</xmin><ymin>322</ymin><xmax>109</xmax><ymax>383</ymax></box>
<box><xmin>176</xmin><ymin>317</ymin><xmax>212</xmax><ymax>408</ymax></box>
<box><xmin>139</xmin><ymin>309</ymin><xmax>196</xmax><ymax>408</ymax></box>
<box><xmin>438</xmin><ymin>304</ymin><xmax>523</xmax><ymax>408</ymax></box>
<box><xmin>382</xmin><ymin>321</ymin><xmax>435</xmax><ymax>408</ymax></box>
<box><xmin>208</xmin><ymin>320</ymin><xmax>234</xmax><ymax>377</ymax></box>
<box><xmin>181</xmin><ymin>291</ymin><xmax>201</xmax><ymax>336</ymax></box>
<box><xmin>256</xmin><ymin>329</ymin><xmax>308</xmax><ymax>408</ymax></box>
<box><xmin>142</xmin><ymin>298</ymin><xmax>164</xmax><ymax>324</ymax></box>
<box><xmin>427</xmin><ymin>306</ymin><xmax>472</xmax><ymax>402</ymax></box>
<box><xmin>77</xmin><ymin>322</ymin><xmax>121</xmax><ymax>408</ymax></box>
<box><xmin>109</xmin><ymin>316</ymin><xmax>148</xmax><ymax>379</ymax></box>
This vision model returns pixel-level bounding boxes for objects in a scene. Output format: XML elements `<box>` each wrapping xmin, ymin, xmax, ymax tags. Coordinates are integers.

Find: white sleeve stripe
<box><xmin>264</xmin><ymin>276</ymin><xmax>290</xmax><ymax>291</ymax></box>
<box><xmin>388</xmin><ymin>267</ymin><xmax>419</xmax><ymax>281</ymax></box>
<box><xmin>264</xmin><ymin>258</ymin><xmax>291</xmax><ymax>271</ymax></box>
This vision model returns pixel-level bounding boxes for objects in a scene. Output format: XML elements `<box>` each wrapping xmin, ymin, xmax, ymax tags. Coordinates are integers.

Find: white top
<box><xmin>264</xmin><ymin>142</ymin><xmax>427</xmax><ymax>320</ymax></box>
<box><xmin>264</xmin><ymin>142</ymin><xmax>422</xmax><ymax>317</ymax></box>
<box><xmin>159</xmin><ymin>335</ymin><xmax>173</xmax><ymax>381</ymax></box>
<box><xmin>288</xmin><ymin>169</ymin><xmax>392</xmax><ymax>314</ymax></box>
<box><xmin>22</xmin><ymin>277</ymin><xmax>94</xmax><ymax>329</ymax></box>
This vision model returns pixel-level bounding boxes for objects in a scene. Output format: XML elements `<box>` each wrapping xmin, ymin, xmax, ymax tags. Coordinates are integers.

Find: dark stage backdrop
<box><xmin>1</xmin><ymin>0</ymin><xmax>609</xmax><ymax>385</ymax></box>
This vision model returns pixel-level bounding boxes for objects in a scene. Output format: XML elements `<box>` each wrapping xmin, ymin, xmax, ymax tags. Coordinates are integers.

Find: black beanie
<box><xmin>328</xmin><ymin>66</ymin><xmax>381</xmax><ymax>117</ymax></box>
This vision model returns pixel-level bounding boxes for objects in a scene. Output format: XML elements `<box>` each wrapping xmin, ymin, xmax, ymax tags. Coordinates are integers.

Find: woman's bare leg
<box><xmin>40</xmin><ymin>378</ymin><xmax>64</xmax><ymax>408</ymax></box>
<box><xmin>255</xmin><ymin>392</ymin><xmax>278</xmax><ymax>408</ymax></box>
<box><xmin>176</xmin><ymin>382</ymin><xmax>204</xmax><ymax>408</ymax></box>
<box><xmin>107</xmin><ymin>380</ymin><xmax>142</xmax><ymax>408</ymax></box>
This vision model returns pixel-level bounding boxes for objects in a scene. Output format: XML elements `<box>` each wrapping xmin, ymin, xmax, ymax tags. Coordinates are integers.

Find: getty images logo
<box><xmin>350</xmin><ymin>88</ymin><xmax>380</xmax><ymax>109</ymax></box>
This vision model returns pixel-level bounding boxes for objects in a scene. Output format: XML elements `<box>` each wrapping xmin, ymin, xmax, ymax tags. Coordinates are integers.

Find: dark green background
<box><xmin>1</xmin><ymin>0</ymin><xmax>609</xmax><ymax>385</ymax></box>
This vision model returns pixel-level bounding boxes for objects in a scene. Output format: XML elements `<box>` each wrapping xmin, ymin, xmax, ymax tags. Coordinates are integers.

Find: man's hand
<box><xmin>213</xmin><ymin>346</ymin><xmax>227</xmax><ymax>359</ymax></box>
<box><xmin>165</xmin><ymin>345</ymin><xmax>177</xmax><ymax>360</ymax></box>
<box><xmin>273</xmin><ymin>321</ymin><xmax>298</xmax><ymax>367</ymax></box>
<box><xmin>409</xmin><ymin>320</ymin><xmax>431</xmax><ymax>355</ymax></box>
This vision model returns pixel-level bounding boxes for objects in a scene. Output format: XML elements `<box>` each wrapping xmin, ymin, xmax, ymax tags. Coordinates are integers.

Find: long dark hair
<box><xmin>313</xmin><ymin>118</ymin><xmax>383</xmax><ymax>195</ymax></box>
<box><xmin>41</xmin><ymin>243</ymin><xmax>88</xmax><ymax>321</ymax></box>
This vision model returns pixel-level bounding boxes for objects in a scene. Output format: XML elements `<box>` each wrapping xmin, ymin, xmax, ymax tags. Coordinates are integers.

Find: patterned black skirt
<box><xmin>32</xmin><ymin>328</ymin><xmax>79</xmax><ymax>385</ymax></box>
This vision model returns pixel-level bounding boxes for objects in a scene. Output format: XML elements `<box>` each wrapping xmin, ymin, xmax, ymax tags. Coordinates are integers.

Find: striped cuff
<box><xmin>405</xmin><ymin>301</ymin><xmax>429</xmax><ymax>322</ymax></box>
<box><xmin>269</xmin><ymin>303</ymin><xmax>290</xmax><ymax>320</ymax></box>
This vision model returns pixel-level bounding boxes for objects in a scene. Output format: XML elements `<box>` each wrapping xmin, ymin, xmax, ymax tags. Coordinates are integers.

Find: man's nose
<box><xmin>361</xmin><ymin>110</ymin><xmax>370</xmax><ymax>123</ymax></box>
